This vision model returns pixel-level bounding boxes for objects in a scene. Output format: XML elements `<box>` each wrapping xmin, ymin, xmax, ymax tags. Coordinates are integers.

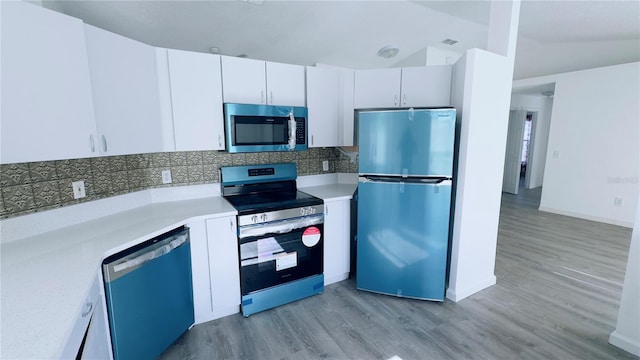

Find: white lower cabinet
<box><xmin>190</xmin><ymin>216</ymin><xmax>240</xmax><ymax>324</ymax></box>
<box><xmin>81</xmin><ymin>292</ymin><xmax>112</xmax><ymax>359</ymax></box>
<box><xmin>323</xmin><ymin>199</ymin><xmax>351</xmax><ymax>285</ymax></box>
<box><xmin>60</xmin><ymin>273</ymin><xmax>112</xmax><ymax>359</ymax></box>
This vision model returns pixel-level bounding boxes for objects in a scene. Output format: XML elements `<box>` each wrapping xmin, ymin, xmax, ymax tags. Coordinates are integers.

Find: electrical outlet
<box><xmin>322</xmin><ymin>160</ymin><xmax>329</xmax><ymax>172</ymax></box>
<box><xmin>72</xmin><ymin>180</ymin><xmax>86</xmax><ymax>199</ymax></box>
<box><xmin>613</xmin><ymin>197</ymin><xmax>624</xmax><ymax>207</ymax></box>
<box><xmin>162</xmin><ymin>170</ymin><xmax>172</xmax><ymax>184</ymax></box>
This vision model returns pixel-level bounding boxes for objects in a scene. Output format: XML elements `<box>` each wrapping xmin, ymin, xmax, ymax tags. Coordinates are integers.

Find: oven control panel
<box><xmin>300</xmin><ymin>206</ymin><xmax>317</xmax><ymax>216</ymax></box>
<box><xmin>238</xmin><ymin>205</ymin><xmax>324</xmax><ymax>227</ymax></box>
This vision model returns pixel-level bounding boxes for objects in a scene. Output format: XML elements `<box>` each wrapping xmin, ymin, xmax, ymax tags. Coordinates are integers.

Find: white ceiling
<box><xmin>45</xmin><ymin>0</ymin><xmax>640</xmax><ymax>82</ymax></box>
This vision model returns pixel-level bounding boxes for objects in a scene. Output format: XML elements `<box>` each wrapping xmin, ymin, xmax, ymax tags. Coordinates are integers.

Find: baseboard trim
<box><xmin>538</xmin><ymin>206</ymin><xmax>634</xmax><ymax>228</ymax></box>
<box><xmin>446</xmin><ymin>275</ymin><xmax>497</xmax><ymax>302</ymax></box>
<box><xmin>609</xmin><ymin>331</ymin><xmax>640</xmax><ymax>356</ymax></box>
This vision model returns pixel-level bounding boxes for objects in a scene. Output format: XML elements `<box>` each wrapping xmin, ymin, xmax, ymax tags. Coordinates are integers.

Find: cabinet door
<box><xmin>221</xmin><ymin>56</ymin><xmax>266</xmax><ymax>104</ymax></box>
<box><xmin>84</xmin><ymin>24</ymin><xmax>165</xmax><ymax>156</ymax></box>
<box><xmin>401</xmin><ymin>65</ymin><xmax>452</xmax><ymax>107</ymax></box>
<box><xmin>206</xmin><ymin>216</ymin><xmax>241</xmax><ymax>319</ymax></box>
<box><xmin>353</xmin><ymin>68</ymin><xmax>401</xmax><ymax>109</ymax></box>
<box><xmin>324</xmin><ymin>199</ymin><xmax>351</xmax><ymax>285</ymax></box>
<box><xmin>1</xmin><ymin>1</ymin><xmax>97</xmax><ymax>164</ymax></box>
<box><xmin>306</xmin><ymin>66</ymin><xmax>339</xmax><ymax>147</ymax></box>
<box><xmin>187</xmin><ymin>220</ymin><xmax>213</xmax><ymax>324</ymax></box>
<box><xmin>168</xmin><ymin>50</ymin><xmax>225</xmax><ymax>151</ymax></box>
<box><xmin>81</xmin><ymin>293</ymin><xmax>112</xmax><ymax>359</ymax></box>
<box><xmin>339</xmin><ymin>68</ymin><xmax>356</xmax><ymax>146</ymax></box>
<box><xmin>266</xmin><ymin>62</ymin><xmax>306</xmax><ymax>106</ymax></box>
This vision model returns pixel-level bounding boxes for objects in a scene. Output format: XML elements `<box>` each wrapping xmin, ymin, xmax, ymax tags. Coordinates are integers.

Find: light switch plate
<box><xmin>162</xmin><ymin>170</ymin><xmax>172</xmax><ymax>184</ymax></box>
<box><xmin>72</xmin><ymin>180</ymin><xmax>86</xmax><ymax>199</ymax></box>
<box><xmin>322</xmin><ymin>160</ymin><xmax>329</xmax><ymax>172</ymax></box>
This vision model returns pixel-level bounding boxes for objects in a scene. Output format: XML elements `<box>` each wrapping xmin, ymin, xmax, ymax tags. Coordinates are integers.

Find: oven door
<box><xmin>238</xmin><ymin>215</ymin><xmax>323</xmax><ymax>295</ymax></box>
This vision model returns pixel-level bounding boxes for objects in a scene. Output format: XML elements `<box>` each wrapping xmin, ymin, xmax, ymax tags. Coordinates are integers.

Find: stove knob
<box><xmin>261</xmin><ymin>213</ymin><xmax>267</xmax><ymax>222</ymax></box>
<box><xmin>251</xmin><ymin>215</ymin><xmax>258</xmax><ymax>223</ymax></box>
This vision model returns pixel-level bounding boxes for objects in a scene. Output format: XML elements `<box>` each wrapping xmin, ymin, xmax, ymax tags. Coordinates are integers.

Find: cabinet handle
<box><xmin>394</xmin><ymin>94</ymin><xmax>398</xmax><ymax>106</ymax></box>
<box><xmin>89</xmin><ymin>135</ymin><xmax>95</xmax><ymax>153</ymax></box>
<box><xmin>81</xmin><ymin>301</ymin><xmax>93</xmax><ymax>318</ymax></box>
<box><xmin>270</xmin><ymin>91</ymin><xmax>273</xmax><ymax>104</ymax></box>
<box><xmin>261</xmin><ymin>90</ymin><xmax>264</xmax><ymax>104</ymax></box>
<box><xmin>311</xmin><ymin>135</ymin><xmax>314</xmax><ymax>146</ymax></box>
<box><xmin>101</xmin><ymin>134</ymin><xmax>108</xmax><ymax>153</ymax></box>
<box><xmin>218</xmin><ymin>134</ymin><xmax>222</xmax><ymax>148</ymax></box>
<box><xmin>326</xmin><ymin>205</ymin><xmax>329</xmax><ymax>216</ymax></box>
<box><xmin>403</xmin><ymin>94</ymin><xmax>407</xmax><ymax>105</ymax></box>
<box><xmin>229</xmin><ymin>218</ymin><xmax>234</xmax><ymax>231</ymax></box>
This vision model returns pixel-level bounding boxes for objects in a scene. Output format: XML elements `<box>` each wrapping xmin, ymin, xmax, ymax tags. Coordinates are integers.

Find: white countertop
<box><xmin>0</xmin><ymin>180</ymin><xmax>357</xmax><ymax>359</ymax></box>
<box><xmin>1</xmin><ymin>196</ymin><xmax>236</xmax><ymax>360</ymax></box>
<box><xmin>300</xmin><ymin>183</ymin><xmax>357</xmax><ymax>201</ymax></box>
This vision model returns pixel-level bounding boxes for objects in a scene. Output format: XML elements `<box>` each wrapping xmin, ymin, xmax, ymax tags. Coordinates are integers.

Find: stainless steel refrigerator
<box><xmin>356</xmin><ymin>108</ymin><xmax>456</xmax><ymax>301</ymax></box>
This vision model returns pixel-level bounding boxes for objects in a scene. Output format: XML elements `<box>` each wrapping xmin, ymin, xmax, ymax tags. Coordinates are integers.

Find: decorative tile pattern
<box><xmin>2</xmin><ymin>184</ymin><xmax>35</xmax><ymax>213</ymax></box>
<box><xmin>0</xmin><ymin>148</ymin><xmax>349</xmax><ymax>219</ymax></box>
<box><xmin>29</xmin><ymin>162</ymin><xmax>59</xmax><ymax>182</ymax></box>
<box><xmin>186</xmin><ymin>152</ymin><xmax>203</xmax><ymax>166</ymax></box>
<box><xmin>170</xmin><ymin>152</ymin><xmax>188</xmax><ymax>166</ymax></box>
<box><xmin>172</xmin><ymin>166</ymin><xmax>189</xmax><ymax>184</ymax></box>
<box><xmin>187</xmin><ymin>165</ymin><xmax>204</xmax><ymax>184</ymax></box>
<box><xmin>151</xmin><ymin>153</ymin><xmax>171</xmax><ymax>168</ymax></box>
<box><xmin>1</xmin><ymin>163</ymin><xmax>31</xmax><ymax>187</ymax></box>
<box><xmin>110</xmin><ymin>156</ymin><xmax>127</xmax><ymax>172</ymax></box>
<box><xmin>32</xmin><ymin>180</ymin><xmax>61</xmax><ymax>208</ymax></box>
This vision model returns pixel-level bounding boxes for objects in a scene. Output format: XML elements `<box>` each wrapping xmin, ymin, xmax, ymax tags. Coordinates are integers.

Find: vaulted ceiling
<box><xmin>45</xmin><ymin>0</ymin><xmax>640</xmax><ymax>80</ymax></box>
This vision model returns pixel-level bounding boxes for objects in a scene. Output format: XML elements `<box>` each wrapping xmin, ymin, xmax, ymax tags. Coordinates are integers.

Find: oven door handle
<box><xmin>238</xmin><ymin>214</ymin><xmax>323</xmax><ymax>239</ymax></box>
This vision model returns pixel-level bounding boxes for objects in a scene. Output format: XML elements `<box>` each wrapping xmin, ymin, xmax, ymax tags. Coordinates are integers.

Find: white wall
<box><xmin>509</xmin><ymin>94</ymin><xmax>554</xmax><ymax>188</ymax></box>
<box><xmin>447</xmin><ymin>48</ymin><xmax>512</xmax><ymax>301</ymax></box>
<box><xmin>514</xmin><ymin>62</ymin><xmax>640</xmax><ymax>227</ymax></box>
<box><xmin>609</xmin><ymin>194</ymin><xmax>640</xmax><ymax>355</ymax></box>
<box><xmin>425</xmin><ymin>46</ymin><xmax>462</xmax><ymax>66</ymax></box>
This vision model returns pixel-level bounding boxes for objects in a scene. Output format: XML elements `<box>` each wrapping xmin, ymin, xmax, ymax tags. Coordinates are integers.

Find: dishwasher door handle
<box><xmin>104</xmin><ymin>229</ymin><xmax>190</xmax><ymax>281</ymax></box>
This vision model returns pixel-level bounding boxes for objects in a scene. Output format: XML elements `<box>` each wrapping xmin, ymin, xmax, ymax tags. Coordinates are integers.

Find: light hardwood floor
<box><xmin>160</xmin><ymin>188</ymin><xmax>637</xmax><ymax>360</ymax></box>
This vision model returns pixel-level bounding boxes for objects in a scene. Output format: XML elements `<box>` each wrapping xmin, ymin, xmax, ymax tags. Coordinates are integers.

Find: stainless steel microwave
<box><xmin>223</xmin><ymin>103</ymin><xmax>308</xmax><ymax>153</ymax></box>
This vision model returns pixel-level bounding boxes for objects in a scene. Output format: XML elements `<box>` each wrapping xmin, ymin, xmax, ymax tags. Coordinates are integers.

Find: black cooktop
<box><xmin>221</xmin><ymin>178</ymin><xmax>323</xmax><ymax>215</ymax></box>
<box><xmin>224</xmin><ymin>190</ymin><xmax>323</xmax><ymax>215</ymax></box>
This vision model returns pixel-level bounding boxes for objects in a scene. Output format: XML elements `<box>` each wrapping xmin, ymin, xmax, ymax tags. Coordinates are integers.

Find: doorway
<box><xmin>502</xmin><ymin>110</ymin><xmax>538</xmax><ymax>195</ymax></box>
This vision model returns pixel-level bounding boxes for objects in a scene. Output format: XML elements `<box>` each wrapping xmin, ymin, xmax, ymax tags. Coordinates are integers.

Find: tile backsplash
<box><xmin>0</xmin><ymin>148</ymin><xmax>358</xmax><ymax>219</ymax></box>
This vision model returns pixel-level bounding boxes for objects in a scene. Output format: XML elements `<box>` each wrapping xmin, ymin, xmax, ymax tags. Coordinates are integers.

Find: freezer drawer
<box><xmin>358</xmin><ymin>108</ymin><xmax>455</xmax><ymax>177</ymax></box>
<box><xmin>356</xmin><ymin>180</ymin><xmax>452</xmax><ymax>301</ymax></box>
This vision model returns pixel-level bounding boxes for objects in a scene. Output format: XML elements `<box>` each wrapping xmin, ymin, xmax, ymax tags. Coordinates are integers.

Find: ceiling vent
<box><xmin>441</xmin><ymin>38</ymin><xmax>458</xmax><ymax>46</ymax></box>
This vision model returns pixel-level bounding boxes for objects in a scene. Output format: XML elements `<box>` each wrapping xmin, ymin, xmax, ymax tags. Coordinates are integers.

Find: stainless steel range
<box><xmin>220</xmin><ymin>163</ymin><xmax>324</xmax><ymax>317</ymax></box>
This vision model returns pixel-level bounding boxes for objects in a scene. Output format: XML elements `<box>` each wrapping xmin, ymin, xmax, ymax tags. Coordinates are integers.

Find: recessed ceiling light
<box><xmin>377</xmin><ymin>45</ymin><xmax>399</xmax><ymax>59</ymax></box>
<box><xmin>441</xmin><ymin>38</ymin><xmax>458</xmax><ymax>46</ymax></box>
<box><xmin>209</xmin><ymin>47</ymin><xmax>221</xmax><ymax>54</ymax></box>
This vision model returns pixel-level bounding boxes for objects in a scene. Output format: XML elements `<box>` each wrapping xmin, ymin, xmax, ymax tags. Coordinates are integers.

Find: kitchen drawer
<box><xmin>59</xmin><ymin>273</ymin><xmax>101</xmax><ymax>359</ymax></box>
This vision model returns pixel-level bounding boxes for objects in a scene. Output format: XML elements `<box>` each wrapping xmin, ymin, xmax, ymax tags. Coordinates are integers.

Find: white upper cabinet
<box><xmin>221</xmin><ymin>56</ymin><xmax>305</xmax><ymax>106</ymax></box>
<box><xmin>84</xmin><ymin>24</ymin><xmax>166</xmax><ymax>156</ymax></box>
<box><xmin>1</xmin><ymin>1</ymin><xmax>97</xmax><ymax>164</ymax></box>
<box><xmin>400</xmin><ymin>65</ymin><xmax>452</xmax><ymax>108</ymax></box>
<box><xmin>354</xmin><ymin>68</ymin><xmax>402</xmax><ymax>109</ymax></box>
<box><xmin>354</xmin><ymin>66</ymin><xmax>452</xmax><ymax>109</ymax></box>
<box><xmin>306</xmin><ymin>66</ymin><xmax>340</xmax><ymax>147</ymax></box>
<box><xmin>265</xmin><ymin>61</ymin><xmax>306</xmax><ymax>106</ymax></box>
<box><xmin>167</xmin><ymin>49</ymin><xmax>225</xmax><ymax>151</ymax></box>
<box><xmin>221</xmin><ymin>56</ymin><xmax>266</xmax><ymax>105</ymax></box>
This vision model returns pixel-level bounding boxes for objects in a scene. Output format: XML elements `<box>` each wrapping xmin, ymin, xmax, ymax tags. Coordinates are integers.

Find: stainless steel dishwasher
<box><xmin>102</xmin><ymin>226</ymin><xmax>194</xmax><ymax>360</ymax></box>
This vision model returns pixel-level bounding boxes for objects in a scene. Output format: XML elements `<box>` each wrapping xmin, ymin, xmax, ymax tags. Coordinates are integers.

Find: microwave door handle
<box><xmin>288</xmin><ymin>111</ymin><xmax>296</xmax><ymax>151</ymax></box>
